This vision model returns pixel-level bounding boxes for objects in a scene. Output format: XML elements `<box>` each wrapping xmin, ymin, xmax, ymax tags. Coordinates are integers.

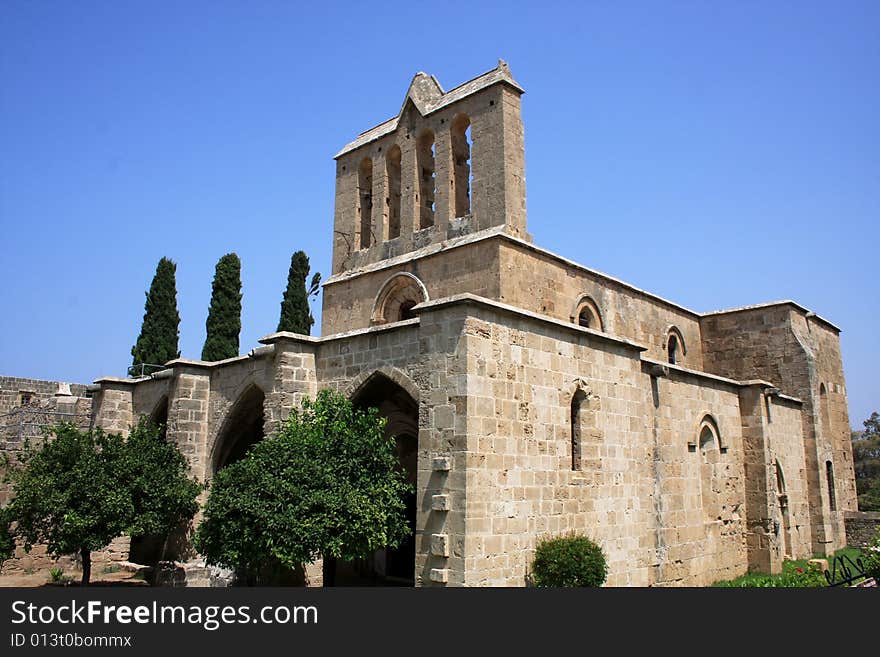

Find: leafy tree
<box><xmin>194</xmin><ymin>389</ymin><xmax>411</xmax><ymax>584</ymax></box>
<box><xmin>0</xmin><ymin>420</ymin><xmax>200</xmax><ymax>585</ymax></box>
<box><xmin>277</xmin><ymin>251</ymin><xmax>321</xmax><ymax>335</ymax></box>
<box><xmin>0</xmin><ymin>507</ymin><xmax>14</xmax><ymax>565</ymax></box>
<box><xmin>201</xmin><ymin>253</ymin><xmax>242</xmax><ymax>361</ymax></box>
<box><xmin>131</xmin><ymin>257</ymin><xmax>181</xmax><ymax>374</ymax></box>
<box><xmin>853</xmin><ymin>411</ymin><xmax>880</xmax><ymax>511</ymax></box>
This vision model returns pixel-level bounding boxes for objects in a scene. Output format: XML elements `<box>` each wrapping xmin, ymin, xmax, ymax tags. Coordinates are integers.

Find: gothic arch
<box><xmin>345</xmin><ymin>366</ymin><xmax>420</xmax><ymax>405</ymax></box>
<box><xmin>370</xmin><ymin>272</ymin><xmax>428</xmax><ymax>325</ymax></box>
<box><xmin>209</xmin><ymin>384</ymin><xmax>266</xmax><ymax>476</ymax></box>
<box><xmin>570</xmin><ymin>295</ymin><xmax>604</xmax><ymax>331</ymax></box>
<box><xmin>696</xmin><ymin>413</ymin><xmax>722</xmax><ymax>450</ymax></box>
<box><xmin>696</xmin><ymin>414</ymin><xmax>723</xmax><ymax>523</ymax></box>
<box><xmin>325</xmin><ymin>369</ymin><xmax>420</xmax><ymax>586</ymax></box>
<box><xmin>564</xmin><ymin>378</ymin><xmax>602</xmax><ymax>473</ymax></box>
<box><xmin>149</xmin><ymin>396</ymin><xmax>169</xmax><ymax>426</ymax></box>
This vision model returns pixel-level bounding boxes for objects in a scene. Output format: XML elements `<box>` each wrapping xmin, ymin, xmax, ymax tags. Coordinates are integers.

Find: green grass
<box><xmin>712</xmin><ymin>548</ymin><xmax>864</xmax><ymax>587</ymax></box>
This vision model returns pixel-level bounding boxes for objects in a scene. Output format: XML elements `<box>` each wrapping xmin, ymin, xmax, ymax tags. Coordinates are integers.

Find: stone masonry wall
<box><xmin>498</xmin><ymin>241</ymin><xmax>704</xmax><ymax>369</ymax></box>
<box><xmin>843</xmin><ymin>511</ymin><xmax>880</xmax><ymax>547</ymax></box>
<box><xmin>739</xmin><ymin>385</ymin><xmax>811</xmax><ymax>574</ymax></box>
<box><xmin>454</xmin><ymin>301</ymin><xmax>748</xmax><ymax>587</ymax></box>
<box><xmin>0</xmin><ymin>376</ymin><xmax>89</xmax><ymax>414</ymax></box>
<box><xmin>702</xmin><ymin>304</ymin><xmax>854</xmax><ymax>555</ymax></box>
<box><xmin>647</xmin><ymin>367</ymin><xmax>747</xmax><ymax>585</ymax></box>
<box><xmin>765</xmin><ymin>395</ymin><xmax>812</xmax><ymax>560</ymax></box>
<box><xmin>322</xmin><ymin>237</ymin><xmax>501</xmax><ymax>335</ymax></box>
<box><xmin>790</xmin><ymin>312</ymin><xmax>858</xmax><ymax>536</ymax></box>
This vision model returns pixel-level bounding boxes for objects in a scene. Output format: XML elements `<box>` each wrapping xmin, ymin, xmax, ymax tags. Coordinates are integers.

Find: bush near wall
<box><xmin>530</xmin><ymin>533</ymin><xmax>608</xmax><ymax>587</ymax></box>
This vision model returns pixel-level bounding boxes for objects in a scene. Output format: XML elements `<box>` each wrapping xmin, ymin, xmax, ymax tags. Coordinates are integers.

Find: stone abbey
<box><xmin>10</xmin><ymin>62</ymin><xmax>860</xmax><ymax>586</ymax></box>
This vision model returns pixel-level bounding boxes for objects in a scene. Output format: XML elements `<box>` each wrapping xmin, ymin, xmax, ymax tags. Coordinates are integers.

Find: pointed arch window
<box><xmin>572</xmin><ymin>296</ymin><xmax>604</xmax><ymax>331</ymax></box>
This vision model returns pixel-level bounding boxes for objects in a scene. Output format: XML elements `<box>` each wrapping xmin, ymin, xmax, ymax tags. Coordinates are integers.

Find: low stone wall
<box><xmin>0</xmin><ymin>536</ymin><xmax>131</xmax><ymax>578</ymax></box>
<box><xmin>844</xmin><ymin>511</ymin><xmax>880</xmax><ymax>547</ymax></box>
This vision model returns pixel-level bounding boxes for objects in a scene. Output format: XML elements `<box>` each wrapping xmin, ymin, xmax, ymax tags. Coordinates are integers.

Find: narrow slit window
<box><xmin>386</xmin><ymin>145</ymin><xmax>402</xmax><ymax>239</ymax></box>
<box><xmin>826</xmin><ymin>460</ymin><xmax>836</xmax><ymax>511</ymax></box>
<box><xmin>358</xmin><ymin>157</ymin><xmax>373</xmax><ymax>249</ymax></box>
<box><xmin>417</xmin><ymin>130</ymin><xmax>435</xmax><ymax>229</ymax></box>
<box><xmin>571</xmin><ymin>390</ymin><xmax>587</xmax><ymax>471</ymax></box>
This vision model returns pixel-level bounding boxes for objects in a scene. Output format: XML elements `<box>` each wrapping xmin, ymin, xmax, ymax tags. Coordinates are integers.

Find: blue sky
<box><xmin>1</xmin><ymin>1</ymin><xmax>877</xmax><ymax>428</ymax></box>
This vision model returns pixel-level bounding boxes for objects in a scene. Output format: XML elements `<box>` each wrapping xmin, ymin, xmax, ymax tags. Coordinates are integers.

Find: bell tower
<box><xmin>329</xmin><ymin>60</ymin><xmax>528</xmax><ymax>276</ymax></box>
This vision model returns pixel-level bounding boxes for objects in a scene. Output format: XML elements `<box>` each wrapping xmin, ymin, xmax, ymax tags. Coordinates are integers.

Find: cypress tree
<box><xmin>131</xmin><ymin>257</ymin><xmax>181</xmax><ymax>375</ymax></box>
<box><xmin>201</xmin><ymin>253</ymin><xmax>242</xmax><ymax>361</ymax></box>
<box><xmin>277</xmin><ymin>251</ymin><xmax>321</xmax><ymax>335</ymax></box>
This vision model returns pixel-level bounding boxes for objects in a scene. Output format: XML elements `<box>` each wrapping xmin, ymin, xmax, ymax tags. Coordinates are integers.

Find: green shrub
<box><xmin>49</xmin><ymin>567</ymin><xmax>63</xmax><ymax>582</ymax></box>
<box><xmin>530</xmin><ymin>533</ymin><xmax>608</xmax><ymax>587</ymax></box>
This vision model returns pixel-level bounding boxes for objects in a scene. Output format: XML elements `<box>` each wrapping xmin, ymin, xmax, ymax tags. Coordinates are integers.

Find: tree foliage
<box><xmin>529</xmin><ymin>533</ymin><xmax>608</xmax><ymax>587</ymax></box>
<box><xmin>277</xmin><ymin>250</ymin><xmax>320</xmax><ymax>335</ymax></box>
<box><xmin>201</xmin><ymin>253</ymin><xmax>242</xmax><ymax>361</ymax></box>
<box><xmin>0</xmin><ymin>419</ymin><xmax>200</xmax><ymax>584</ymax></box>
<box><xmin>194</xmin><ymin>389</ymin><xmax>411</xmax><ymax>583</ymax></box>
<box><xmin>131</xmin><ymin>257</ymin><xmax>181</xmax><ymax>373</ymax></box>
<box><xmin>853</xmin><ymin>411</ymin><xmax>880</xmax><ymax>511</ymax></box>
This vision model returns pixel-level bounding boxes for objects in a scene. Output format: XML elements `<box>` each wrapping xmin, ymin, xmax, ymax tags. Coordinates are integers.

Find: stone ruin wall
<box><xmin>0</xmin><ymin>376</ymin><xmax>131</xmax><ymax>577</ymax></box>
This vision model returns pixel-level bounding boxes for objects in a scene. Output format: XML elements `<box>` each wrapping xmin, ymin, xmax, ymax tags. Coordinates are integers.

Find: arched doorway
<box><xmin>325</xmin><ymin>372</ymin><xmax>419</xmax><ymax>586</ymax></box>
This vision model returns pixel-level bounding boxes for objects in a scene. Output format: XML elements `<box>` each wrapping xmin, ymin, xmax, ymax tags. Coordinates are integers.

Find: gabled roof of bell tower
<box><xmin>335</xmin><ymin>59</ymin><xmax>524</xmax><ymax>158</ymax></box>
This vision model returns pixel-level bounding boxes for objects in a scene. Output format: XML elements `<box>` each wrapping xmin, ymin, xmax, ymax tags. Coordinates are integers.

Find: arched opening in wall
<box><xmin>417</xmin><ymin>130</ymin><xmax>435</xmax><ymax>229</ymax></box>
<box><xmin>571</xmin><ymin>296</ymin><xmax>604</xmax><ymax>331</ymax></box>
<box><xmin>666</xmin><ymin>327</ymin><xmax>686</xmax><ymax>365</ymax></box>
<box><xmin>697</xmin><ymin>416</ymin><xmax>721</xmax><ymax>523</ymax></box>
<box><xmin>398</xmin><ymin>300</ymin><xmax>417</xmax><ymax>321</ymax></box>
<box><xmin>358</xmin><ymin>157</ymin><xmax>373</xmax><ymax>249</ymax></box>
<box><xmin>826</xmin><ymin>460</ymin><xmax>836</xmax><ymax>512</ymax></box>
<box><xmin>370</xmin><ymin>273</ymin><xmax>428</xmax><ymax>325</ymax></box>
<box><xmin>819</xmin><ymin>383</ymin><xmax>831</xmax><ymax>437</ymax></box>
<box><xmin>386</xmin><ymin>145</ymin><xmax>402</xmax><ymax>239</ymax></box>
<box><xmin>324</xmin><ymin>372</ymin><xmax>418</xmax><ymax>586</ymax></box>
<box><xmin>211</xmin><ymin>385</ymin><xmax>266</xmax><ymax>475</ymax></box>
<box><xmin>775</xmin><ymin>459</ymin><xmax>792</xmax><ymax>558</ymax></box>
<box><xmin>569</xmin><ymin>384</ymin><xmax>601</xmax><ymax>473</ymax></box>
<box><xmin>149</xmin><ymin>396</ymin><xmax>168</xmax><ymax>437</ymax></box>
<box><xmin>209</xmin><ymin>385</ymin><xmax>301</xmax><ymax>584</ymax></box>
<box><xmin>129</xmin><ymin>397</ymin><xmax>171</xmax><ymax>567</ymax></box>
<box><xmin>451</xmin><ymin>113</ymin><xmax>472</xmax><ymax>217</ymax></box>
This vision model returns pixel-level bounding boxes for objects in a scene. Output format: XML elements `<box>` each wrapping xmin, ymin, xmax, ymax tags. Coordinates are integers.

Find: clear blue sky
<box><xmin>1</xmin><ymin>1</ymin><xmax>877</xmax><ymax>428</ymax></box>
